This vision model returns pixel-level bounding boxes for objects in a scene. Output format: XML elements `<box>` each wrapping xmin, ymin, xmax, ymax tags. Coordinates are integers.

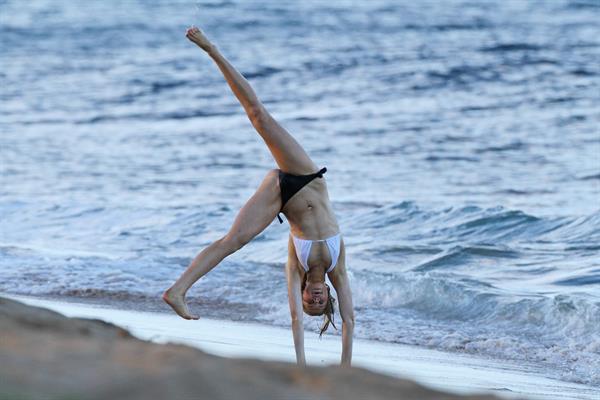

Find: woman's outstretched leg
<box><xmin>163</xmin><ymin>169</ymin><xmax>281</xmax><ymax>319</ymax></box>
<box><xmin>186</xmin><ymin>26</ymin><xmax>318</xmax><ymax>175</ymax></box>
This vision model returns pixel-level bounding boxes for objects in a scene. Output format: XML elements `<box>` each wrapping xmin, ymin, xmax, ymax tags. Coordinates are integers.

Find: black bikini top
<box><xmin>277</xmin><ymin>167</ymin><xmax>327</xmax><ymax>224</ymax></box>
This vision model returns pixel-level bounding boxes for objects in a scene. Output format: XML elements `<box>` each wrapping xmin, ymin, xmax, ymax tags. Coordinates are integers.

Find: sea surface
<box><xmin>1</xmin><ymin>0</ymin><xmax>599</xmax><ymax>388</ymax></box>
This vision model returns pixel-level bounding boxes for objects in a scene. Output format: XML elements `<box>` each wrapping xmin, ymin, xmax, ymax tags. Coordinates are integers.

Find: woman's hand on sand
<box><xmin>186</xmin><ymin>26</ymin><xmax>214</xmax><ymax>52</ymax></box>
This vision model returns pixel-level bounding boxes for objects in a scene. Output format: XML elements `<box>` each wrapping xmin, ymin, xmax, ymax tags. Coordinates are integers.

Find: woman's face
<box><xmin>302</xmin><ymin>281</ymin><xmax>328</xmax><ymax>315</ymax></box>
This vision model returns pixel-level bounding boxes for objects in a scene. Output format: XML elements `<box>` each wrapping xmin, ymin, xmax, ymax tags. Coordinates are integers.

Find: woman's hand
<box><xmin>186</xmin><ymin>26</ymin><xmax>215</xmax><ymax>53</ymax></box>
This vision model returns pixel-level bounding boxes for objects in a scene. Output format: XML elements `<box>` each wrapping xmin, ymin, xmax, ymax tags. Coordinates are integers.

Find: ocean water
<box><xmin>1</xmin><ymin>0</ymin><xmax>599</xmax><ymax>387</ymax></box>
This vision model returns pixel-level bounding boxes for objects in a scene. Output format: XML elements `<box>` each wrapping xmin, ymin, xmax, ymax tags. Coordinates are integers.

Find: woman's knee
<box><xmin>266</xmin><ymin>168</ymin><xmax>280</xmax><ymax>182</ymax></box>
<box><xmin>217</xmin><ymin>169</ymin><xmax>280</xmax><ymax>254</ymax></box>
<box><xmin>265</xmin><ymin>168</ymin><xmax>281</xmax><ymax>192</ymax></box>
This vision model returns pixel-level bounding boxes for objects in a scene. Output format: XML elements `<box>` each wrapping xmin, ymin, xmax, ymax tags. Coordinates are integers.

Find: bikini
<box><xmin>277</xmin><ymin>167</ymin><xmax>342</xmax><ymax>272</ymax></box>
<box><xmin>291</xmin><ymin>233</ymin><xmax>341</xmax><ymax>273</ymax></box>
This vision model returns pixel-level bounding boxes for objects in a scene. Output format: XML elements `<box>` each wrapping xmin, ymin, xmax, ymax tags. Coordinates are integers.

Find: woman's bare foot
<box><xmin>185</xmin><ymin>26</ymin><xmax>214</xmax><ymax>52</ymax></box>
<box><xmin>162</xmin><ymin>288</ymin><xmax>199</xmax><ymax>320</ymax></box>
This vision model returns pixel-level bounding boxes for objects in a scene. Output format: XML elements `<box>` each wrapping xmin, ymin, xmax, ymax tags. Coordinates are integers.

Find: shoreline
<box><xmin>4</xmin><ymin>293</ymin><xmax>598</xmax><ymax>400</ymax></box>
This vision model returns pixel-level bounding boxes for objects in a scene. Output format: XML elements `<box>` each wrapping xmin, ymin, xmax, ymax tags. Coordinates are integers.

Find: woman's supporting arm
<box><xmin>337</xmin><ymin>278</ymin><xmax>354</xmax><ymax>366</ymax></box>
<box><xmin>286</xmin><ymin>237</ymin><xmax>306</xmax><ymax>366</ymax></box>
<box><xmin>329</xmin><ymin>246</ymin><xmax>355</xmax><ymax>366</ymax></box>
<box><xmin>291</xmin><ymin>311</ymin><xmax>306</xmax><ymax>366</ymax></box>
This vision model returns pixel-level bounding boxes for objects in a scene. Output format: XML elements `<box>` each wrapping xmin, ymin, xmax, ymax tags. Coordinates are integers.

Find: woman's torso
<box><xmin>282</xmin><ymin>177</ymin><xmax>341</xmax><ymax>270</ymax></box>
<box><xmin>282</xmin><ymin>176</ymin><xmax>339</xmax><ymax>237</ymax></box>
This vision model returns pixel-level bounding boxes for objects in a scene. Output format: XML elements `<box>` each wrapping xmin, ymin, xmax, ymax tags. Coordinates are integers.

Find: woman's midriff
<box><xmin>282</xmin><ymin>183</ymin><xmax>340</xmax><ymax>240</ymax></box>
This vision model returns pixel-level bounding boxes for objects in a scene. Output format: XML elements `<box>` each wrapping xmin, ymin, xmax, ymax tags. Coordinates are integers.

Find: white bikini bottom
<box><xmin>291</xmin><ymin>233</ymin><xmax>341</xmax><ymax>273</ymax></box>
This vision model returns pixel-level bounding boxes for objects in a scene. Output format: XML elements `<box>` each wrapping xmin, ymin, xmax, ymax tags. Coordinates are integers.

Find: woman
<box><xmin>163</xmin><ymin>26</ymin><xmax>355</xmax><ymax>366</ymax></box>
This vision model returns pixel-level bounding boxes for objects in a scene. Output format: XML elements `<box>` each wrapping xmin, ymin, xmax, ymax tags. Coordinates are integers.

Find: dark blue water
<box><xmin>1</xmin><ymin>0</ymin><xmax>599</xmax><ymax>386</ymax></box>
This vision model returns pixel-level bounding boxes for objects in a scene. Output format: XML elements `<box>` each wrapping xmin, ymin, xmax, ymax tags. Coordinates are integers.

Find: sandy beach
<box><xmin>3</xmin><ymin>294</ymin><xmax>597</xmax><ymax>400</ymax></box>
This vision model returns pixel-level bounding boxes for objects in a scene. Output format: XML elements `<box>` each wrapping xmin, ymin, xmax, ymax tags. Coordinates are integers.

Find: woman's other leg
<box><xmin>187</xmin><ymin>27</ymin><xmax>318</xmax><ymax>175</ymax></box>
<box><xmin>247</xmin><ymin>105</ymin><xmax>319</xmax><ymax>175</ymax></box>
<box><xmin>163</xmin><ymin>169</ymin><xmax>282</xmax><ymax>319</ymax></box>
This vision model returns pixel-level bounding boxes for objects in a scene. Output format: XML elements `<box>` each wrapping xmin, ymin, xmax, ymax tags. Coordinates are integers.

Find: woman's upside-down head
<box><xmin>301</xmin><ymin>272</ymin><xmax>337</xmax><ymax>337</ymax></box>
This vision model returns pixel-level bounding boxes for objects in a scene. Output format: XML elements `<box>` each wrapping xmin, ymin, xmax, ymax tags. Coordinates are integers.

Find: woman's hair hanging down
<box><xmin>301</xmin><ymin>272</ymin><xmax>338</xmax><ymax>338</ymax></box>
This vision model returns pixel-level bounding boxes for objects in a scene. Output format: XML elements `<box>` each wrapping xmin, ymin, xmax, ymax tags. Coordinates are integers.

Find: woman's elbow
<box><xmin>343</xmin><ymin>314</ymin><xmax>355</xmax><ymax>329</ymax></box>
<box><xmin>290</xmin><ymin>312</ymin><xmax>303</xmax><ymax>324</ymax></box>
